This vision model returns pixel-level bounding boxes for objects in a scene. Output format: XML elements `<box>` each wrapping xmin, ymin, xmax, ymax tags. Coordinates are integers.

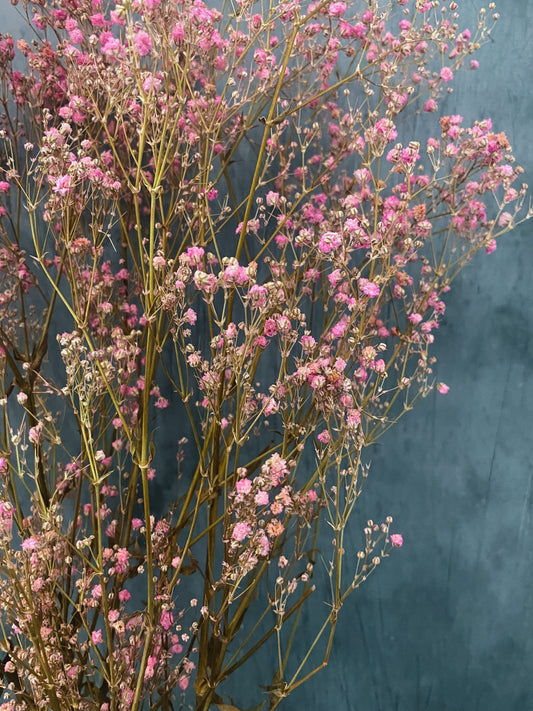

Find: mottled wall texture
<box><xmin>4</xmin><ymin>2</ymin><xmax>533</xmax><ymax>710</ymax></box>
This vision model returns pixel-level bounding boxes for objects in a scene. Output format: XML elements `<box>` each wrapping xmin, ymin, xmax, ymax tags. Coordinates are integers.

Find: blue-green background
<box><xmin>4</xmin><ymin>1</ymin><xmax>533</xmax><ymax>709</ymax></box>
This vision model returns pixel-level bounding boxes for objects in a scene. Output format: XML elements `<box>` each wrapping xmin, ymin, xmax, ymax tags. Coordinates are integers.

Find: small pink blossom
<box><xmin>346</xmin><ymin>409</ymin><xmax>361</xmax><ymax>428</ymax></box>
<box><xmin>263</xmin><ymin>453</ymin><xmax>289</xmax><ymax>486</ymax></box>
<box><xmin>193</xmin><ymin>270</ymin><xmax>218</xmax><ymax>294</ymax></box>
<box><xmin>90</xmin><ymin>13</ymin><xmax>107</xmax><ymax>28</ymax></box>
<box><xmin>328</xmin><ymin>269</ymin><xmax>343</xmax><ymax>288</ymax></box>
<box><xmin>32</xmin><ymin>13</ymin><xmax>46</xmax><ymax>30</ymax></box>
<box><xmin>133</xmin><ymin>30</ymin><xmax>153</xmax><ymax>56</ymax></box>
<box><xmin>172</xmin><ymin>22</ymin><xmax>185</xmax><ymax>42</ymax></box>
<box><xmin>170</xmin><ymin>635</ymin><xmax>183</xmax><ymax>654</ymax></box>
<box><xmin>498</xmin><ymin>213</ymin><xmax>512</xmax><ymax>227</ymax></box>
<box><xmin>114</xmin><ymin>547</ymin><xmax>129</xmax><ymax>574</ymax></box>
<box><xmin>101</xmin><ymin>35</ymin><xmax>124</xmax><ymax>57</ymax></box>
<box><xmin>0</xmin><ymin>502</ymin><xmax>12</xmax><ymax>537</ymax></box>
<box><xmin>21</xmin><ymin>537</ymin><xmax>39</xmax><ymax>551</ymax></box>
<box><xmin>118</xmin><ymin>589</ymin><xmax>131</xmax><ymax>602</ymax></box>
<box><xmin>184</xmin><ymin>308</ymin><xmax>197</xmax><ymax>324</ymax></box>
<box><xmin>31</xmin><ymin>577</ymin><xmax>44</xmax><ymax>592</ymax></box>
<box><xmin>318</xmin><ymin>231</ymin><xmax>342</xmax><ymax>254</ymax></box>
<box><xmin>255</xmin><ymin>491</ymin><xmax>269</xmax><ymax>506</ymax></box>
<box><xmin>28</xmin><ymin>423</ymin><xmax>42</xmax><ymax>445</ymax></box>
<box><xmin>236</xmin><ymin>478</ymin><xmax>252</xmax><ymax>495</ymax></box>
<box><xmin>144</xmin><ymin>656</ymin><xmax>157</xmax><ymax>680</ymax></box>
<box><xmin>266</xmin><ymin>520</ymin><xmax>284</xmax><ymax>537</ymax></box>
<box><xmin>436</xmin><ymin>382</ymin><xmax>450</xmax><ymax>394</ymax></box>
<box><xmin>485</xmin><ymin>239</ymin><xmax>497</xmax><ymax>254</ymax></box>
<box><xmin>390</xmin><ymin>534</ymin><xmax>403</xmax><ymax>548</ymax></box>
<box><xmin>329</xmin><ymin>2</ymin><xmax>347</xmax><ymax>16</ymax></box>
<box><xmin>160</xmin><ymin>610</ymin><xmax>174</xmax><ymax>630</ymax></box>
<box><xmin>110</xmin><ymin>10</ymin><xmax>126</xmax><ymax>25</ymax></box>
<box><xmin>258</xmin><ymin>534</ymin><xmax>270</xmax><ymax>556</ymax></box>
<box><xmin>264</xmin><ymin>318</ymin><xmax>277</xmax><ymax>337</ymax></box>
<box><xmin>317</xmin><ymin>430</ymin><xmax>330</xmax><ymax>444</ymax></box>
<box><xmin>373</xmin><ymin>359</ymin><xmax>386</xmax><ymax>373</ymax></box>
<box><xmin>232</xmin><ymin>522</ymin><xmax>251</xmax><ymax>542</ymax></box>
<box><xmin>142</xmin><ymin>75</ymin><xmax>162</xmax><ymax>92</ymax></box>
<box><xmin>52</xmin><ymin>174</ymin><xmax>73</xmax><ymax>196</ymax></box>
<box><xmin>440</xmin><ymin>67</ymin><xmax>454</xmax><ymax>83</ymax></box>
<box><xmin>359</xmin><ymin>279</ymin><xmax>380</xmax><ymax>298</ymax></box>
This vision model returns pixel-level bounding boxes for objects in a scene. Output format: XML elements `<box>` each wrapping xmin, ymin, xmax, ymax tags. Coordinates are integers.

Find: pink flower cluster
<box><xmin>225</xmin><ymin>456</ymin><xmax>320</xmax><ymax>582</ymax></box>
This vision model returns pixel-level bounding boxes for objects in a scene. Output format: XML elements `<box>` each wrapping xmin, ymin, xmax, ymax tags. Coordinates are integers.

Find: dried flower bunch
<box><xmin>0</xmin><ymin>0</ymin><xmax>528</xmax><ymax>709</ymax></box>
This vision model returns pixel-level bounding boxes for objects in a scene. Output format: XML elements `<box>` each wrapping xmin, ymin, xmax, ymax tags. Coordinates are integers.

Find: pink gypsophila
<box><xmin>329</xmin><ymin>2</ymin><xmax>347</xmax><ymax>16</ymax></box>
<box><xmin>232</xmin><ymin>522</ymin><xmax>251</xmax><ymax>542</ymax></box>
<box><xmin>318</xmin><ymin>231</ymin><xmax>342</xmax><ymax>254</ymax></box>
<box><xmin>359</xmin><ymin>279</ymin><xmax>380</xmax><ymax>297</ymax></box>
<box><xmin>255</xmin><ymin>491</ymin><xmax>269</xmax><ymax>506</ymax></box>
<box><xmin>236</xmin><ymin>478</ymin><xmax>252</xmax><ymax>495</ymax></box>
<box><xmin>134</xmin><ymin>30</ymin><xmax>153</xmax><ymax>56</ymax></box>
<box><xmin>21</xmin><ymin>537</ymin><xmax>39</xmax><ymax>551</ymax></box>
<box><xmin>0</xmin><ymin>502</ymin><xmax>13</xmax><ymax>536</ymax></box>
<box><xmin>485</xmin><ymin>239</ymin><xmax>497</xmax><ymax>254</ymax></box>
<box><xmin>52</xmin><ymin>174</ymin><xmax>73</xmax><ymax>196</ymax></box>
<box><xmin>390</xmin><ymin>534</ymin><xmax>403</xmax><ymax>547</ymax></box>
<box><xmin>160</xmin><ymin>610</ymin><xmax>174</xmax><ymax>630</ymax></box>
<box><xmin>263</xmin><ymin>452</ymin><xmax>288</xmax><ymax>486</ymax></box>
